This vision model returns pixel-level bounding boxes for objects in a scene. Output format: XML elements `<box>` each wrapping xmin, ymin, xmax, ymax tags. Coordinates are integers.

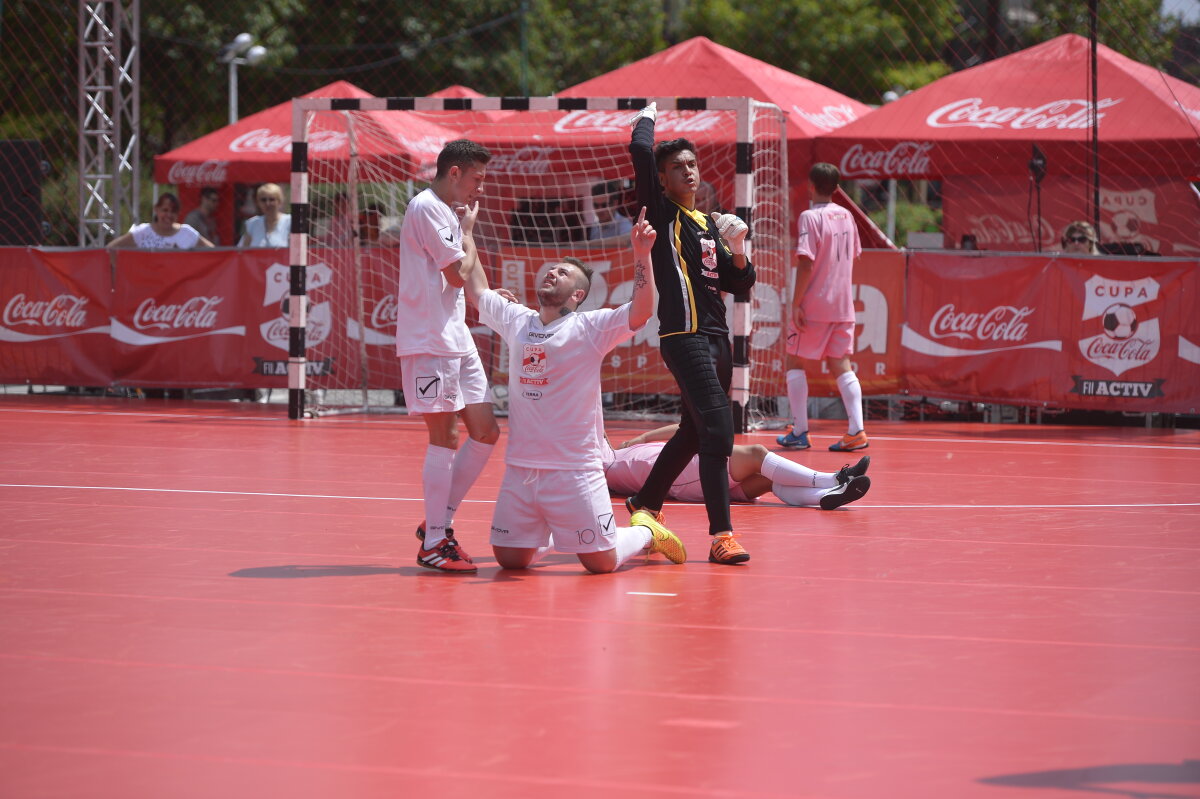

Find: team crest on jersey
<box><xmin>700</xmin><ymin>235</ymin><xmax>718</xmax><ymax>271</ymax></box>
<box><xmin>522</xmin><ymin>343</ymin><xmax>547</xmax><ymax>375</ymax></box>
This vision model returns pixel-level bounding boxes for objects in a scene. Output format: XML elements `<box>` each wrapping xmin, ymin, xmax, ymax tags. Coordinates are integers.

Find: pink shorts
<box><xmin>786</xmin><ymin>320</ymin><xmax>855</xmax><ymax>360</ymax></box>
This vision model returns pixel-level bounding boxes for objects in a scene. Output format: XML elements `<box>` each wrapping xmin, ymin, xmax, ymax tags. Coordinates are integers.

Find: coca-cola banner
<box><xmin>945</xmin><ymin>176</ymin><xmax>1200</xmax><ymax>257</ymax></box>
<box><xmin>0</xmin><ymin>247</ymin><xmax>113</xmax><ymax>385</ymax></box>
<box><xmin>801</xmin><ymin>250</ymin><xmax>905</xmax><ymax>397</ymax></box>
<box><xmin>903</xmin><ymin>252</ymin><xmax>1200</xmax><ymax>413</ymax></box>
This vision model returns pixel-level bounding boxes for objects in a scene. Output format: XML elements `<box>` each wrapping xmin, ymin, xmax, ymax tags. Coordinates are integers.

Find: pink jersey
<box><xmin>603</xmin><ymin>441</ymin><xmax>750</xmax><ymax>503</ymax></box>
<box><xmin>795</xmin><ymin>202</ymin><xmax>860</xmax><ymax>323</ymax></box>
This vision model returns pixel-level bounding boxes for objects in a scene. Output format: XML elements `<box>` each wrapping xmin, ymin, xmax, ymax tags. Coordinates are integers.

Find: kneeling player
<box><xmin>462</xmin><ymin>206</ymin><xmax>686</xmax><ymax>573</ymax></box>
<box><xmin>606</xmin><ymin>424</ymin><xmax>870</xmax><ymax>510</ymax></box>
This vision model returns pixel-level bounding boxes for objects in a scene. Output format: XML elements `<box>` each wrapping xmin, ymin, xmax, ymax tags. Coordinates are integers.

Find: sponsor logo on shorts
<box><xmin>598</xmin><ymin>513</ymin><xmax>615</xmax><ymax>537</ymax></box>
<box><xmin>416</xmin><ymin>375</ymin><xmax>441</xmax><ymax>398</ymax></box>
<box><xmin>490</xmin><ymin>525</ymin><xmax>510</xmax><ymax>535</ymax></box>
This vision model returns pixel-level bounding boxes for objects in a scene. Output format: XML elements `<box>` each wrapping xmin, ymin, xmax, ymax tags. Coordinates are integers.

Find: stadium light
<box><xmin>219</xmin><ymin>34</ymin><xmax>268</xmax><ymax>125</ymax></box>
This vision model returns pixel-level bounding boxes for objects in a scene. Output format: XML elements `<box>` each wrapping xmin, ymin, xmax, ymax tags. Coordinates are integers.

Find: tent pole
<box><xmin>1089</xmin><ymin>0</ymin><xmax>1100</xmax><ymax>232</ymax></box>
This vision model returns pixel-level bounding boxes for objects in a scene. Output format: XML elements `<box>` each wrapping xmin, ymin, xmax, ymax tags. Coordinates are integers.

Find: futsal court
<box><xmin>1</xmin><ymin>393</ymin><xmax>1198</xmax><ymax>799</ymax></box>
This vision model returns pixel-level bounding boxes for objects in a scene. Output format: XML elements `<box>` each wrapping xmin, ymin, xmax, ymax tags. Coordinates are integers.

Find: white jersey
<box><xmin>477</xmin><ymin>289</ymin><xmax>635</xmax><ymax>471</ymax></box>
<box><xmin>240</xmin><ymin>214</ymin><xmax>291</xmax><ymax>248</ymax></box>
<box><xmin>130</xmin><ymin>223</ymin><xmax>202</xmax><ymax>250</ymax></box>
<box><xmin>395</xmin><ymin>188</ymin><xmax>475</xmax><ymax>357</ymax></box>
<box><xmin>795</xmin><ymin>202</ymin><xmax>860</xmax><ymax>322</ymax></box>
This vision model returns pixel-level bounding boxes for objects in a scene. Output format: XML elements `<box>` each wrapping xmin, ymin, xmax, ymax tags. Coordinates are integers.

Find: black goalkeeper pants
<box><xmin>633</xmin><ymin>332</ymin><xmax>734</xmax><ymax>535</ymax></box>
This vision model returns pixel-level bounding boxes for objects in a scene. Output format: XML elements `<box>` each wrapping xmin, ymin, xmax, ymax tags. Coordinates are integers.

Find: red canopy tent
<box><xmin>154</xmin><ymin>81</ymin><xmax>457</xmax><ymax>243</ymax></box>
<box><xmin>814</xmin><ymin>35</ymin><xmax>1200</xmax><ymax>254</ymax></box>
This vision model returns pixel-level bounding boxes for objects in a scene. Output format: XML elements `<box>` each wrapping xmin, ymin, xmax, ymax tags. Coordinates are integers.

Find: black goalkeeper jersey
<box><xmin>630</xmin><ymin>116</ymin><xmax>756</xmax><ymax>338</ymax></box>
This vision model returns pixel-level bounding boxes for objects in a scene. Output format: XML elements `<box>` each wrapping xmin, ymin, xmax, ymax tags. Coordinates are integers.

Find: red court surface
<box><xmin>1</xmin><ymin>394</ymin><xmax>1198</xmax><ymax>799</ymax></box>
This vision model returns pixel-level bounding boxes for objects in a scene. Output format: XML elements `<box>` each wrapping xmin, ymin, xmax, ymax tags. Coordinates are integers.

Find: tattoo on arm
<box><xmin>634</xmin><ymin>260</ymin><xmax>648</xmax><ymax>290</ymax></box>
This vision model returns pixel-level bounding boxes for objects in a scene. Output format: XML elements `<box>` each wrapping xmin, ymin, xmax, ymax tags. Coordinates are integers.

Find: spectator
<box><xmin>238</xmin><ymin>183</ymin><xmax>291</xmax><ymax>247</ymax></box>
<box><xmin>106</xmin><ymin>192</ymin><xmax>214</xmax><ymax>250</ymax></box>
<box><xmin>588</xmin><ymin>180</ymin><xmax>633</xmax><ymax>245</ymax></box>
<box><xmin>1060</xmin><ymin>221</ymin><xmax>1100</xmax><ymax>255</ymax></box>
<box><xmin>184</xmin><ymin>187</ymin><xmax>221</xmax><ymax>245</ymax></box>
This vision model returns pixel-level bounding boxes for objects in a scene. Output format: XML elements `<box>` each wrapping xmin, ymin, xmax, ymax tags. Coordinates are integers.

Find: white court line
<box><xmin>744</xmin><ymin>430</ymin><xmax>1200</xmax><ymax>452</ymax></box>
<box><xmin>1</xmin><ymin>483</ymin><xmax>1198</xmax><ymax>511</ymax></box>
<box><xmin>627</xmin><ymin>592</ymin><xmax>678</xmax><ymax>597</ymax></box>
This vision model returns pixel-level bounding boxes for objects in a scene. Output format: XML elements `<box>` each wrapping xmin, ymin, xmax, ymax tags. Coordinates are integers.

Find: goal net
<box><xmin>287</xmin><ymin>96</ymin><xmax>789</xmax><ymax>427</ymax></box>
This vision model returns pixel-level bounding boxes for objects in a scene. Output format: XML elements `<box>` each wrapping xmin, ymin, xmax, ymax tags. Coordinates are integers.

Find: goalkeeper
<box><xmin>623</xmin><ymin>102</ymin><xmax>758</xmax><ymax>565</ymax></box>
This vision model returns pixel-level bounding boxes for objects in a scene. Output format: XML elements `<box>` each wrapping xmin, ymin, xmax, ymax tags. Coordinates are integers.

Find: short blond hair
<box><xmin>256</xmin><ymin>183</ymin><xmax>284</xmax><ymax>202</ymax></box>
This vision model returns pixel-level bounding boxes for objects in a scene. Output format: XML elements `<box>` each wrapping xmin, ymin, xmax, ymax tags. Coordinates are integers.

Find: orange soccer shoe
<box><xmin>708</xmin><ymin>532</ymin><xmax>750</xmax><ymax>565</ymax></box>
<box><xmin>829</xmin><ymin>430</ymin><xmax>869</xmax><ymax>452</ymax></box>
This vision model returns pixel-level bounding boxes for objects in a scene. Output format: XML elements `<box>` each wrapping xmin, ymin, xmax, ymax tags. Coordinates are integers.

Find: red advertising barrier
<box><xmin>902</xmin><ymin>252</ymin><xmax>1200</xmax><ymax>413</ymax></box>
<box><xmin>802</xmin><ymin>249</ymin><xmax>906</xmax><ymax>397</ymax></box>
<box><xmin>0</xmin><ymin>247</ymin><xmax>113</xmax><ymax>385</ymax></box>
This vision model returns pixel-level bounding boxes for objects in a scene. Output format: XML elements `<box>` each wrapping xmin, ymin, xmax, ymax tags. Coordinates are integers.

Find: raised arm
<box><xmin>628</xmin><ymin>103</ymin><xmax>660</xmax><ymax>223</ymax></box>
<box><xmin>456</xmin><ymin>201</ymin><xmax>489</xmax><ymax>306</ymax></box>
<box><xmin>627</xmin><ymin>207</ymin><xmax>657</xmax><ymax>331</ymax></box>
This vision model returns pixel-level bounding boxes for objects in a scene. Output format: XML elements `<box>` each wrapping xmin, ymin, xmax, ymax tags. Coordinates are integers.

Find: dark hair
<box><xmin>436</xmin><ymin>139</ymin><xmax>491</xmax><ymax>178</ymax></box>
<box><xmin>199</xmin><ymin>187</ymin><xmax>219</xmax><ymax>200</ymax></box>
<box><xmin>592</xmin><ymin>179</ymin><xmax>622</xmax><ymax>198</ymax></box>
<box><xmin>809</xmin><ymin>162</ymin><xmax>840</xmax><ymax>196</ymax></box>
<box><xmin>154</xmin><ymin>192</ymin><xmax>180</xmax><ymax>212</ymax></box>
<box><xmin>563</xmin><ymin>256</ymin><xmax>594</xmax><ymax>302</ymax></box>
<box><xmin>654</xmin><ymin>138</ymin><xmax>697</xmax><ymax>172</ymax></box>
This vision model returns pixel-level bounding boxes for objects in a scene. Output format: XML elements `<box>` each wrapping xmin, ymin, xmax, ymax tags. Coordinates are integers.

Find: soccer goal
<box><xmin>286</xmin><ymin>96</ymin><xmax>790</xmax><ymax>430</ymax></box>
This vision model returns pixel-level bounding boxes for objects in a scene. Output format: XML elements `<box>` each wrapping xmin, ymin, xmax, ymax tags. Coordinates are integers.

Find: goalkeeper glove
<box><xmin>710</xmin><ymin>212</ymin><xmax>749</xmax><ymax>255</ymax></box>
<box><xmin>629</xmin><ymin>102</ymin><xmax>657</xmax><ymax>127</ymax></box>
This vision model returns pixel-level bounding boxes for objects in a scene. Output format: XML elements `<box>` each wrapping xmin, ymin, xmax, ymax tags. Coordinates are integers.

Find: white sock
<box><xmin>421</xmin><ymin>445</ymin><xmax>455</xmax><ymax>548</ymax></box>
<box><xmin>760</xmin><ymin>452</ymin><xmax>838</xmax><ymax>489</ymax></box>
<box><xmin>771</xmin><ymin>482</ymin><xmax>826</xmax><ymax>507</ymax></box>
<box><xmin>786</xmin><ymin>369</ymin><xmax>809</xmax><ymax>432</ymax></box>
<box><xmin>613</xmin><ymin>525</ymin><xmax>653</xmax><ymax>568</ymax></box>
<box><xmin>528</xmin><ymin>545</ymin><xmax>553</xmax><ymax>566</ymax></box>
<box><xmin>445</xmin><ymin>438</ymin><xmax>494</xmax><ymax>528</ymax></box>
<box><xmin>837</xmin><ymin>371</ymin><xmax>864</xmax><ymax>435</ymax></box>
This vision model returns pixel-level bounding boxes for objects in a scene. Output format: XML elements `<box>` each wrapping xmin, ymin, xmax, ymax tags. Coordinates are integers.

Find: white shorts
<box><xmin>786</xmin><ymin>320</ymin><xmax>855</xmax><ymax>360</ymax></box>
<box><xmin>399</xmin><ymin>350</ymin><xmax>490</xmax><ymax>415</ymax></box>
<box><xmin>491</xmin><ymin>466</ymin><xmax>618</xmax><ymax>554</ymax></box>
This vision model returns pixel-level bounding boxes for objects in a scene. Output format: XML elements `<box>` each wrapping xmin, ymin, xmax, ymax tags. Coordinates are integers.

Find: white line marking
<box><xmin>626</xmin><ymin>591</ymin><xmax>678</xmax><ymax>597</ymax></box>
<box><xmin>1</xmin><ymin>484</ymin><xmax>1197</xmax><ymax>511</ymax></box>
<box><xmin>745</xmin><ymin>431</ymin><xmax>1200</xmax><ymax>452</ymax></box>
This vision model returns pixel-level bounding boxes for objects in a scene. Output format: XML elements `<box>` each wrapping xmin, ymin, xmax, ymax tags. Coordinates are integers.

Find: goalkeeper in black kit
<box><xmin>622</xmin><ymin>102</ymin><xmax>757</xmax><ymax>565</ymax></box>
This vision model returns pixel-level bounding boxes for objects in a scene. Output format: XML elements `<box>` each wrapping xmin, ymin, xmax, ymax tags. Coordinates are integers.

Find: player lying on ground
<box><xmin>604</xmin><ymin>425</ymin><xmax>871</xmax><ymax>510</ymax></box>
<box><xmin>461</xmin><ymin>205</ymin><xmax>688</xmax><ymax>573</ymax></box>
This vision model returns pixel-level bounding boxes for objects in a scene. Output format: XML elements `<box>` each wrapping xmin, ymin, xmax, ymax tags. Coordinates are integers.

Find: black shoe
<box><xmin>835</xmin><ymin>455</ymin><xmax>871</xmax><ymax>485</ymax></box>
<box><xmin>820</xmin><ymin>475</ymin><xmax>871</xmax><ymax>510</ymax></box>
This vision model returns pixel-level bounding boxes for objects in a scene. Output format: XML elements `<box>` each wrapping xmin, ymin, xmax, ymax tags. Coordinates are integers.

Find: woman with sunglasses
<box><xmin>1061</xmin><ymin>221</ymin><xmax>1100</xmax><ymax>255</ymax></box>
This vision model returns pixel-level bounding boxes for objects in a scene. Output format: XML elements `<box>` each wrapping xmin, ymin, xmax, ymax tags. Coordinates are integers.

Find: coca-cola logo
<box><xmin>1083</xmin><ymin>336</ymin><xmax>1154</xmax><ymax>363</ymax></box>
<box><xmin>552</xmin><ymin>109</ymin><xmax>724</xmax><ymax>135</ymax></box>
<box><xmin>926</xmin><ymin>97</ymin><xmax>1122</xmax><ymax>130</ymax></box>
<box><xmin>929</xmin><ymin>303</ymin><xmax>1033</xmax><ymax>342</ymax></box>
<box><xmin>3</xmin><ymin>293</ymin><xmax>88</xmax><ymax>328</ymax></box>
<box><xmin>370</xmin><ymin>294</ymin><xmax>398</xmax><ymax>329</ymax></box>
<box><xmin>166</xmin><ymin>160</ymin><xmax>230</xmax><ymax>185</ymax></box>
<box><xmin>230</xmin><ymin>128</ymin><xmax>347</xmax><ymax>154</ymax></box>
<box><xmin>839</xmin><ymin>142</ymin><xmax>933</xmax><ymax>178</ymax></box>
<box><xmin>488</xmin><ymin>146</ymin><xmax>555</xmax><ymax>175</ymax></box>
<box><xmin>133</xmin><ymin>296</ymin><xmax>223</xmax><ymax>330</ymax></box>
<box><xmin>793</xmin><ymin>104</ymin><xmax>859</xmax><ymax>131</ymax></box>
<box><xmin>964</xmin><ymin>214</ymin><xmax>1054</xmax><ymax>247</ymax></box>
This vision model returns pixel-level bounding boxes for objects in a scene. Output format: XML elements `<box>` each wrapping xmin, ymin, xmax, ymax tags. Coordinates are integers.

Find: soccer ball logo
<box><xmin>1101</xmin><ymin>303</ymin><xmax>1139</xmax><ymax>340</ymax></box>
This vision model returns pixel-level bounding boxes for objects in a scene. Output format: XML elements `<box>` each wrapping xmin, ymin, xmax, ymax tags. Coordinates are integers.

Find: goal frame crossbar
<box><xmin>287</xmin><ymin>95</ymin><xmax>776</xmax><ymax>427</ymax></box>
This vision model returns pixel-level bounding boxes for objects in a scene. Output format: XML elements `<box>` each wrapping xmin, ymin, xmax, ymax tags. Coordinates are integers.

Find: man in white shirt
<box><xmin>395</xmin><ymin>139</ymin><xmax>500</xmax><ymax>573</ymax></box>
<box><xmin>778</xmin><ymin>162</ymin><xmax>869</xmax><ymax>453</ymax></box>
<box><xmin>461</xmin><ymin>205</ymin><xmax>686</xmax><ymax>573</ymax></box>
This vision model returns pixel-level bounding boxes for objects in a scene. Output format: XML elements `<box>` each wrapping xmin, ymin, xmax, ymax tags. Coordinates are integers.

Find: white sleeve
<box><xmin>583</xmin><ymin>304</ymin><xmax>636</xmax><ymax>353</ymax></box>
<box><xmin>414</xmin><ymin>201</ymin><xmax>465</xmax><ymax>270</ymax></box>
<box><xmin>476</xmin><ymin>289</ymin><xmax>530</xmax><ymax>337</ymax></box>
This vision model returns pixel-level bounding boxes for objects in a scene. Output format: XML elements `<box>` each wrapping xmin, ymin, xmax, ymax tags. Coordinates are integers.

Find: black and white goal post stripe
<box><xmin>288</xmin><ymin>95</ymin><xmax>759</xmax><ymax>428</ymax></box>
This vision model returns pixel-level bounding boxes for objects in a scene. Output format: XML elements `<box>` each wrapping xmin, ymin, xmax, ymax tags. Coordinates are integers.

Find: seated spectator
<box><xmin>183</xmin><ymin>187</ymin><xmax>221</xmax><ymax>245</ymax></box>
<box><xmin>239</xmin><ymin>183</ymin><xmax>291</xmax><ymax>247</ymax></box>
<box><xmin>107</xmin><ymin>192</ymin><xmax>214</xmax><ymax>249</ymax></box>
<box><xmin>588</xmin><ymin>180</ymin><xmax>633</xmax><ymax>246</ymax></box>
<box><xmin>1060</xmin><ymin>221</ymin><xmax>1100</xmax><ymax>255</ymax></box>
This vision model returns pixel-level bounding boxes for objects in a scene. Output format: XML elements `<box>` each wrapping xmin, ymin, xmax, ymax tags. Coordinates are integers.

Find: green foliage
<box><xmin>1027</xmin><ymin>0</ymin><xmax>1181</xmax><ymax>70</ymax></box>
<box><xmin>869</xmin><ymin>200</ymin><xmax>943</xmax><ymax>247</ymax></box>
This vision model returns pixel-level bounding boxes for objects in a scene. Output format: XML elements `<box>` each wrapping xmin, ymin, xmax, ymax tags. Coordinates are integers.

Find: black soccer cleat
<box><xmin>835</xmin><ymin>455</ymin><xmax>871</xmax><ymax>485</ymax></box>
<box><xmin>820</xmin><ymin>474</ymin><xmax>871</xmax><ymax>510</ymax></box>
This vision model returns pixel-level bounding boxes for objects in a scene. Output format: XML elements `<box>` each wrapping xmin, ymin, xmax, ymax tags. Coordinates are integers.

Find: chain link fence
<box><xmin>2</xmin><ymin>0</ymin><xmax>1197</xmax><ymax>249</ymax></box>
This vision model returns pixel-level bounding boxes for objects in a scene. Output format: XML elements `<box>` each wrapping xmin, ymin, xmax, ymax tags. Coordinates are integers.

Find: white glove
<box><xmin>710</xmin><ymin>212</ymin><xmax>749</xmax><ymax>254</ymax></box>
<box><xmin>629</xmin><ymin>101</ymin><xmax>657</xmax><ymax>127</ymax></box>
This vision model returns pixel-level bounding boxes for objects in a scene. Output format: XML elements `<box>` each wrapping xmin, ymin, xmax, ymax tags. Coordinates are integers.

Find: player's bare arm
<box><xmin>627</xmin><ymin>207</ymin><xmax>657</xmax><ymax>331</ymax></box>
<box><xmin>791</xmin><ymin>254</ymin><xmax>815</xmax><ymax>330</ymax></box>
<box><xmin>456</xmin><ymin>202</ymin><xmax>489</xmax><ymax>306</ymax></box>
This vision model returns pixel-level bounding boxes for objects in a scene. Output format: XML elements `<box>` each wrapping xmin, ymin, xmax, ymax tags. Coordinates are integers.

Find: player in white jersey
<box><xmin>461</xmin><ymin>206</ymin><xmax>687</xmax><ymax>573</ymax></box>
<box><xmin>778</xmin><ymin>162</ymin><xmax>869</xmax><ymax>454</ymax></box>
<box><xmin>604</xmin><ymin>425</ymin><xmax>871</xmax><ymax>509</ymax></box>
<box><xmin>396</xmin><ymin>140</ymin><xmax>499</xmax><ymax>573</ymax></box>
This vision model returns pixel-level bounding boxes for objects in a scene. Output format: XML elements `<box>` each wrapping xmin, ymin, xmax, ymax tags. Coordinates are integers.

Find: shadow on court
<box><xmin>978</xmin><ymin>759</ymin><xmax>1200</xmax><ymax>798</ymax></box>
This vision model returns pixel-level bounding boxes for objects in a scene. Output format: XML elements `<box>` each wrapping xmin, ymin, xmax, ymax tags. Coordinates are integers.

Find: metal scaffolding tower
<box><xmin>77</xmin><ymin>0</ymin><xmax>140</xmax><ymax>246</ymax></box>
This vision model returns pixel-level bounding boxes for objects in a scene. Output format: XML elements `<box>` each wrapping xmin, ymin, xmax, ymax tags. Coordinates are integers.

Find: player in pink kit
<box><xmin>778</xmin><ymin>162</ymin><xmax>869</xmax><ymax>453</ymax></box>
<box><xmin>396</xmin><ymin>140</ymin><xmax>500</xmax><ymax>573</ymax></box>
<box><xmin>461</xmin><ymin>207</ymin><xmax>687</xmax><ymax>574</ymax></box>
<box><xmin>605</xmin><ymin>425</ymin><xmax>870</xmax><ymax>509</ymax></box>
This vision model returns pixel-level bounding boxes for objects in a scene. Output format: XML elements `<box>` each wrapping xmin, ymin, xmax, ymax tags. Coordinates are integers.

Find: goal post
<box><xmin>287</xmin><ymin>96</ymin><xmax>790</xmax><ymax>428</ymax></box>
